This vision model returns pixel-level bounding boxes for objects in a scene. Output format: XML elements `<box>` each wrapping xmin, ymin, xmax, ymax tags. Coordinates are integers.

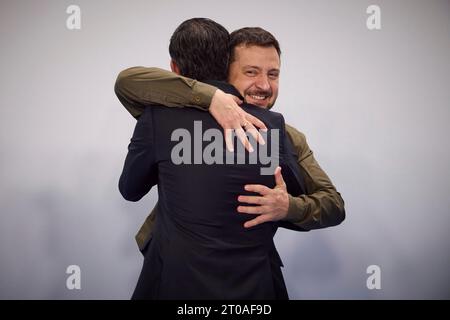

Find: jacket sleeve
<box><xmin>114</xmin><ymin>67</ymin><xmax>217</xmax><ymax>119</ymax></box>
<box><xmin>282</xmin><ymin>123</ymin><xmax>346</xmax><ymax>229</ymax></box>
<box><xmin>119</xmin><ymin>108</ymin><xmax>158</xmax><ymax>201</ymax></box>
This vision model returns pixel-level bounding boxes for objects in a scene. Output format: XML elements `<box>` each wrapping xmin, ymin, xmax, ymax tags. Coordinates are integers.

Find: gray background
<box><xmin>1</xmin><ymin>0</ymin><xmax>449</xmax><ymax>299</ymax></box>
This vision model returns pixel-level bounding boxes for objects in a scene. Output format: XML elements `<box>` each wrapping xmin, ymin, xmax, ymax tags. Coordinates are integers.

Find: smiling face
<box><xmin>228</xmin><ymin>45</ymin><xmax>280</xmax><ymax>109</ymax></box>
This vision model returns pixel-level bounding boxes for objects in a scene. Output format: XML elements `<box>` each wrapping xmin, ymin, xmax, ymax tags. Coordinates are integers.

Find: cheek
<box><xmin>239</xmin><ymin>80</ymin><xmax>257</xmax><ymax>96</ymax></box>
<box><xmin>270</xmin><ymin>82</ymin><xmax>279</xmax><ymax>95</ymax></box>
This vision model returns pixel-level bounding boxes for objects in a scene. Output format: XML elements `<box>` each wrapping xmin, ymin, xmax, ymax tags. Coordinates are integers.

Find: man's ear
<box><xmin>170</xmin><ymin>59</ymin><xmax>181</xmax><ymax>75</ymax></box>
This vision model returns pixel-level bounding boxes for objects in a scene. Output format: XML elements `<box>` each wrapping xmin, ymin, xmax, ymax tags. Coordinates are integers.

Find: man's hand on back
<box><xmin>237</xmin><ymin>167</ymin><xmax>290</xmax><ymax>228</ymax></box>
<box><xmin>209</xmin><ymin>89</ymin><xmax>267</xmax><ymax>152</ymax></box>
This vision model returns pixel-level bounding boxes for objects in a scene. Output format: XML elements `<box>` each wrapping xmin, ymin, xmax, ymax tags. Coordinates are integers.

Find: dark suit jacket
<box><xmin>119</xmin><ymin>82</ymin><xmax>305</xmax><ymax>299</ymax></box>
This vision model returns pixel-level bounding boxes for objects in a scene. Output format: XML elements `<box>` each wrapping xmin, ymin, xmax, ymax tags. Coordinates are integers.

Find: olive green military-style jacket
<box><xmin>115</xmin><ymin>67</ymin><xmax>345</xmax><ymax>251</ymax></box>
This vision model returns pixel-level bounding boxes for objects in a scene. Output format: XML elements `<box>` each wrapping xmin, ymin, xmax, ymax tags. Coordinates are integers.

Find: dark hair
<box><xmin>229</xmin><ymin>27</ymin><xmax>281</xmax><ymax>63</ymax></box>
<box><xmin>169</xmin><ymin>18</ymin><xmax>229</xmax><ymax>81</ymax></box>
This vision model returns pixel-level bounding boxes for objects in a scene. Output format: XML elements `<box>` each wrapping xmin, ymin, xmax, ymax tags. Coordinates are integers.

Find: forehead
<box><xmin>232</xmin><ymin>45</ymin><xmax>280</xmax><ymax>69</ymax></box>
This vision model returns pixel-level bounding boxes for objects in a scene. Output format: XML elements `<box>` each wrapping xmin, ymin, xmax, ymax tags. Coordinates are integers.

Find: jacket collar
<box><xmin>205</xmin><ymin>80</ymin><xmax>244</xmax><ymax>100</ymax></box>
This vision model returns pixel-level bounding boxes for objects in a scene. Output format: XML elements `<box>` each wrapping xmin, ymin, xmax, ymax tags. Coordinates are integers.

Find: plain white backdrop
<box><xmin>0</xmin><ymin>0</ymin><xmax>449</xmax><ymax>299</ymax></box>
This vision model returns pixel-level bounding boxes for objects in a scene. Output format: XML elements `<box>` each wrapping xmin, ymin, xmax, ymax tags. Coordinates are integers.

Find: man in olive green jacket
<box><xmin>115</xmin><ymin>27</ymin><xmax>345</xmax><ymax>253</ymax></box>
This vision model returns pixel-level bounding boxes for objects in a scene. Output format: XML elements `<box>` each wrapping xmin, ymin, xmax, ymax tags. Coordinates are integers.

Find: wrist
<box><xmin>209</xmin><ymin>89</ymin><xmax>225</xmax><ymax>113</ymax></box>
<box><xmin>283</xmin><ymin>194</ymin><xmax>305</xmax><ymax>222</ymax></box>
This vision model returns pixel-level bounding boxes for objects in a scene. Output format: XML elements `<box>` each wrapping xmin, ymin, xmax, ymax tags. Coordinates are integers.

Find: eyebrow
<box><xmin>243</xmin><ymin>65</ymin><xmax>261</xmax><ymax>70</ymax></box>
<box><xmin>243</xmin><ymin>65</ymin><xmax>280</xmax><ymax>72</ymax></box>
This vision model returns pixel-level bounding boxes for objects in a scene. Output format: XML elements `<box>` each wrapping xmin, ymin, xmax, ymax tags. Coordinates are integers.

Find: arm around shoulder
<box><xmin>114</xmin><ymin>67</ymin><xmax>218</xmax><ymax>119</ymax></box>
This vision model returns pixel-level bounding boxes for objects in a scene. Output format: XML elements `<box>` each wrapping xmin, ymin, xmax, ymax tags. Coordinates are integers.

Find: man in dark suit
<box><xmin>118</xmin><ymin>18</ymin><xmax>304</xmax><ymax>299</ymax></box>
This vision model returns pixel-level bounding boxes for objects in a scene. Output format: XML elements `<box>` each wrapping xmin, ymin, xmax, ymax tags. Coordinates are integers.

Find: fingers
<box><xmin>235</xmin><ymin>110</ymin><xmax>262</xmax><ymax>152</ymax></box>
<box><xmin>243</xmin><ymin>215</ymin><xmax>271</xmax><ymax>228</ymax></box>
<box><xmin>223</xmin><ymin>125</ymin><xmax>258</xmax><ymax>153</ymax></box>
<box><xmin>244</xmin><ymin>123</ymin><xmax>264</xmax><ymax>146</ymax></box>
<box><xmin>244</xmin><ymin>184</ymin><xmax>271</xmax><ymax>196</ymax></box>
<box><xmin>241</xmin><ymin>113</ymin><xmax>266</xmax><ymax>146</ymax></box>
<box><xmin>238</xmin><ymin>195</ymin><xmax>266</xmax><ymax>205</ymax></box>
<box><xmin>237</xmin><ymin>205</ymin><xmax>264</xmax><ymax>214</ymax></box>
<box><xmin>235</xmin><ymin>127</ymin><xmax>254</xmax><ymax>153</ymax></box>
<box><xmin>245</xmin><ymin>113</ymin><xmax>267</xmax><ymax>131</ymax></box>
<box><xmin>274</xmin><ymin>166</ymin><xmax>286</xmax><ymax>187</ymax></box>
<box><xmin>230</xmin><ymin>94</ymin><xmax>243</xmax><ymax>105</ymax></box>
<box><xmin>225</xmin><ymin>129</ymin><xmax>234</xmax><ymax>152</ymax></box>
<box><xmin>241</xmin><ymin>112</ymin><xmax>266</xmax><ymax>144</ymax></box>
<box><xmin>212</xmin><ymin>94</ymin><xmax>267</xmax><ymax>152</ymax></box>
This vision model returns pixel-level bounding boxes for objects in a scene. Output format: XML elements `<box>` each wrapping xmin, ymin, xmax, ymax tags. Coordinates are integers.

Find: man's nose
<box><xmin>255</xmin><ymin>75</ymin><xmax>270</xmax><ymax>91</ymax></box>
